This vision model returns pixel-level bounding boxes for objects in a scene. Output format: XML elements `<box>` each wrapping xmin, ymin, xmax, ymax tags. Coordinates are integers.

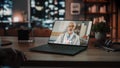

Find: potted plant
<box><xmin>92</xmin><ymin>21</ymin><xmax>110</xmax><ymax>40</ymax></box>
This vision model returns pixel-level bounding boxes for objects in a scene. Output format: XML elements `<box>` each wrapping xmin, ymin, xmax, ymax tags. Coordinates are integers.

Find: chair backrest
<box><xmin>0</xmin><ymin>48</ymin><xmax>27</xmax><ymax>67</ymax></box>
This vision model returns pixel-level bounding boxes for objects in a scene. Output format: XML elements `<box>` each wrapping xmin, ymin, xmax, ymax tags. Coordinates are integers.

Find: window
<box><xmin>31</xmin><ymin>0</ymin><xmax>65</xmax><ymax>30</ymax></box>
<box><xmin>0</xmin><ymin>0</ymin><xmax>12</xmax><ymax>23</ymax></box>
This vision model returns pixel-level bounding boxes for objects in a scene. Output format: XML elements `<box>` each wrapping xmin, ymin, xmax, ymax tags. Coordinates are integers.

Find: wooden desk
<box><xmin>1</xmin><ymin>36</ymin><xmax>120</xmax><ymax>67</ymax></box>
<box><xmin>0</xmin><ymin>40</ymin><xmax>12</xmax><ymax>46</ymax></box>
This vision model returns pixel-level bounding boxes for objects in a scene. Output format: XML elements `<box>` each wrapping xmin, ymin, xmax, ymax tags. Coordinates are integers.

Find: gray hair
<box><xmin>63</xmin><ymin>21</ymin><xmax>76</xmax><ymax>32</ymax></box>
<box><xmin>69</xmin><ymin>21</ymin><xmax>76</xmax><ymax>29</ymax></box>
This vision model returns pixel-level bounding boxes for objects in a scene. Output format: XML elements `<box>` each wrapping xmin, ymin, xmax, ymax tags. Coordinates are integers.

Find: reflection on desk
<box><xmin>1</xmin><ymin>36</ymin><xmax>120</xmax><ymax>67</ymax></box>
<box><xmin>0</xmin><ymin>40</ymin><xmax>12</xmax><ymax>46</ymax></box>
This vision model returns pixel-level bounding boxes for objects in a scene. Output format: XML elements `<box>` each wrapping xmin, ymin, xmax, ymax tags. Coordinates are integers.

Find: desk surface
<box><xmin>1</xmin><ymin>36</ymin><xmax>120</xmax><ymax>67</ymax></box>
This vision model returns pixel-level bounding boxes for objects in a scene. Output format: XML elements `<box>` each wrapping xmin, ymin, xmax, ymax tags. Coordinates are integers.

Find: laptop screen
<box><xmin>48</xmin><ymin>20</ymin><xmax>92</xmax><ymax>46</ymax></box>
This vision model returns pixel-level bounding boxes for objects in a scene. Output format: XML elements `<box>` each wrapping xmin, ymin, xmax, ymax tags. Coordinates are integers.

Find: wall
<box><xmin>12</xmin><ymin>0</ymin><xmax>83</xmax><ymax>22</ymax></box>
<box><xmin>65</xmin><ymin>0</ymin><xmax>84</xmax><ymax>20</ymax></box>
<box><xmin>118</xmin><ymin>9</ymin><xmax>120</xmax><ymax>39</ymax></box>
<box><xmin>115</xmin><ymin>0</ymin><xmax>120</xmax><ymax>41</ymax></box>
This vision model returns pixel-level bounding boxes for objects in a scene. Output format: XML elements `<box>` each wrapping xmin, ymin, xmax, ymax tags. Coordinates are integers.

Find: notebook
<box><xmin>30</xmin><ymin>20</ymin><xmax>92</xmax><ymax>56</ymax></box>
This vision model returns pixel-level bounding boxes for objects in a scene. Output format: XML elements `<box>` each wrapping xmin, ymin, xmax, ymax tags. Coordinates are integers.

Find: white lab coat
<box><xmin>55</xmin><ymin>32</ymin><xmax>80</xmax><ymax>45</ymax></box>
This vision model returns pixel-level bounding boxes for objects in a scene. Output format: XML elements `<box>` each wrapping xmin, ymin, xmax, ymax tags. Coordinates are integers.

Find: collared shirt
<box><xmin>55</xmin><ymin>32</ymin><xmax>80</xmax><ymax>45</ymax></box>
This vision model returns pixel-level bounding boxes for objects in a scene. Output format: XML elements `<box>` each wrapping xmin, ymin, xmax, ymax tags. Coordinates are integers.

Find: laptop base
<box><xmin>30</xmin><ymin>44</ymin><xmax>87</xmax><ymax>56</ymax></box>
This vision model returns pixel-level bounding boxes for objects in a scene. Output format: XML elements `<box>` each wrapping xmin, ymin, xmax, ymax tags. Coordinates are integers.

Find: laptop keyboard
<box><xmin>48</xmin><ymin>45</ymin><xmax>84</xmax><ymax>50</ymax></box>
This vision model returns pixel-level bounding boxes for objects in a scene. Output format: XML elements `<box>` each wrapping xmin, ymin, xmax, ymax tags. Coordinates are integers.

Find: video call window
<box><xmin>31</xmin><ymin>0</ymin><xmax>65</xmax><ymax>29</ymax></box>
<box><xmin>0</xmin><ymin>0</ymin><xmax>12</xmax><ymax>23</ymax></box>
<box><xmin>49</xmin><ymin>21</ymin><xmax>92</xmax><ymax>46</ymax></box>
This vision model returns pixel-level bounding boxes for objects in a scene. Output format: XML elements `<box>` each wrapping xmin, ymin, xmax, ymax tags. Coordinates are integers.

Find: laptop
<box><xmin>30</xmin><ymin>20</ymin><xmax>92</xmax><ymax>56</ymax></box>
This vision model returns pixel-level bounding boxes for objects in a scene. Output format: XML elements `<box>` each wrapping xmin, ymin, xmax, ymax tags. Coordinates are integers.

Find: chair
<box><xmin>0</xmin><ymin>48</ymin><xmax>26</xmax><ymax>68</ymax></box>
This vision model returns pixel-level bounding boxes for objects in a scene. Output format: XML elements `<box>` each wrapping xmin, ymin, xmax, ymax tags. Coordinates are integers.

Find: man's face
<box><xmin>67</xmin><ymin>22</ymin><xmax>75</xmax><ymax>33</ymax></box>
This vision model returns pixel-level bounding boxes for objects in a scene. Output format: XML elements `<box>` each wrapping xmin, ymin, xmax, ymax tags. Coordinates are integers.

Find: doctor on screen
<box><xmin>55</xmin><ymin>21</ymin><xmax>80</xmax><ymax>45</ymax></box>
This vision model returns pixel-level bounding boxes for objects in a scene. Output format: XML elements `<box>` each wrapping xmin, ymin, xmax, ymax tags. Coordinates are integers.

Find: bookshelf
<box><xmin>83</xmin><ymin>0</ymin><xmax>115</xmax><ymax>38</ymax></box>
<box><xmin>83</xmin><ymin>0</ymin><xmax>110</xmax><ymax>22</ymax></box>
